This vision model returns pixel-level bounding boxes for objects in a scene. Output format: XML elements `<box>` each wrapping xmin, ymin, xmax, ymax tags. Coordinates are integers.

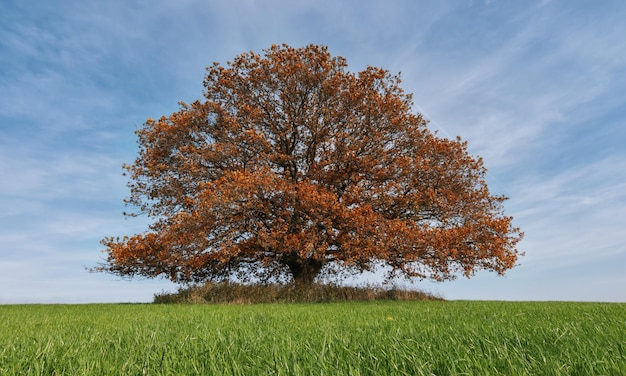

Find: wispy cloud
<box><xmin>400</xmin><ymin>1</ymin><xmax>626</xmax><ymax>169</ymax></box>
<box><xmin>511</xmin><ymin>155</ymin><xmax>626</xmax><ymax>260</ymax></box>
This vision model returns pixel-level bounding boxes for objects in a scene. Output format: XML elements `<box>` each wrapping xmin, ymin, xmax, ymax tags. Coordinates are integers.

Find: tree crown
<box><xmin>98</xmin><ymin>44</ymin><xmax>522</xmax><ymax>285</ymax></box>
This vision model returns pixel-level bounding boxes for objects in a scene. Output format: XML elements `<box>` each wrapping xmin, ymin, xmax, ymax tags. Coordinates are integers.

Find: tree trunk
<box><xmin>284</xmin><ymin>255</ymin><xmax>324</xmax><ymax>286</ymax></box>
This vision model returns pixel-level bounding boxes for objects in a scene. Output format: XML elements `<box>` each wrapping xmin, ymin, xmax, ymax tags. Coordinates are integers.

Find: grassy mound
<box><xmin>153</xmin><ymin>282</ymin><xmax>442</xmax><ymax>304</ymax></box>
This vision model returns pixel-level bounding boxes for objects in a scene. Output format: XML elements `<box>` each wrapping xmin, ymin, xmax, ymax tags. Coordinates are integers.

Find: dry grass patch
<box><xmin>153</xmin><ymin>282</ymin><xmax>442</xmax><ymax>304</ymax></box>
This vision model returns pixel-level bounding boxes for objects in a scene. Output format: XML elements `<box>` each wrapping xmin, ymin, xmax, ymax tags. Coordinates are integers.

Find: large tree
<box><xmin>98</xmin><ymin>44</ymin><xmax>522</xmax><ymax>286</ymax></box>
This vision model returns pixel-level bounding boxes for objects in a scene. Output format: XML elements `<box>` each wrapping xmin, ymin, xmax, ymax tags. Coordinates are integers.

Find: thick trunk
<box><xmin>285</xmin><ymin>256</ymin><xmax>324</xmax><ymax>286</ymax></box>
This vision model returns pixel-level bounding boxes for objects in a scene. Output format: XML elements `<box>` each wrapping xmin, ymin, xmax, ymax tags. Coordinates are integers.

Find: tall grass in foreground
<box><xmin>1</xmin><ymin>301</ymin><xmax>624</xmax><ymax>375</ymax></box>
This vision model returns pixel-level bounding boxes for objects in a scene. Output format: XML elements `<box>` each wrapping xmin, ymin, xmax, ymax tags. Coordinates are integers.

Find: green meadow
<box><xmin>1</xmin><ymin>301</ymin><xmax>624</xmax><ymax>375</ymax></box>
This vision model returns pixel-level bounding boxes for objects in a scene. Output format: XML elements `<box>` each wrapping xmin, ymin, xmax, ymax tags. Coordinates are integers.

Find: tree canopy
<box><xmin>97</xmin><ymin>44</ymin><xmax>522</xmax><ymax>286</ymax></box>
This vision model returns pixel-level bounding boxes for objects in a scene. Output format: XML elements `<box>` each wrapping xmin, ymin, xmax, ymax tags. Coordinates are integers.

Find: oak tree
<box><xmin>98</xmin><ymin>44</ymin><xmax>522</xmax><ymax>286</ymax></box>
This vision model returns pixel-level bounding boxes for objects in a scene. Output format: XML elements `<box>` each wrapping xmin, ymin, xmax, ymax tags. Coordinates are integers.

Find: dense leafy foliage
<box><xmin>98</xmin><ymin>44</ymin><xmax>522</xmax><ymax>285</ymax></box>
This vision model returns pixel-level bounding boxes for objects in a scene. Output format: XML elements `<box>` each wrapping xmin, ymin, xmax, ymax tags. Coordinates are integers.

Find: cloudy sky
<box><xmin>1</xmin><ymin>0</ymin><xmax>625</xmax><ymax>303</ymax></box>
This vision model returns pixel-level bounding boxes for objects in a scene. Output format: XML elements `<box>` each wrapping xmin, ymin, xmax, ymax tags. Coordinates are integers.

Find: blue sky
<box><xmin>1</xmin><ymin>0</ymin><xmax>625</xmax><ymax>303</ymax></box>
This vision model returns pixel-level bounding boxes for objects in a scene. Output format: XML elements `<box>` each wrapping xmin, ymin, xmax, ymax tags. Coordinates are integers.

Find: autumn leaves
<box><xmin>97</xmin><ymin>44</ymin><xmax>522</xmax><ymax>285</ymax></box>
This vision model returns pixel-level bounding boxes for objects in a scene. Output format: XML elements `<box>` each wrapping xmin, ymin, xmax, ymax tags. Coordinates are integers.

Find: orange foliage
<box><xmin>98</xmin><ymin>44</ymin><xmax>522</xmax><ymax>285</ymax></box>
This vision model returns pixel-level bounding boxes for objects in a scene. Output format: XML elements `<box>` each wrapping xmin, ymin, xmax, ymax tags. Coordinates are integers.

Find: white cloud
<box><xmin>397</xmin><ymin>1</ymin><xmax>626</xmax><ymax>171</ymax></box>
<box><xmin>512</xmin><ymin>156</ymin><xmax>626</xmax><ymax>257</ymax></box>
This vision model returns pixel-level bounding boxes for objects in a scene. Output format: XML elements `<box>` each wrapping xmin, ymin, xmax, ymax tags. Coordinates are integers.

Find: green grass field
<box><xmin>1</xmin><ymin>301</ymin><xmax>624</xmax><ymax>375</ymax></box>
